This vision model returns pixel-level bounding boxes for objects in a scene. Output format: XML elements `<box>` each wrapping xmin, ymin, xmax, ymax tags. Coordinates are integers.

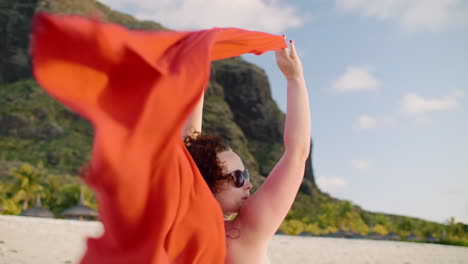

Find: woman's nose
<box><xmin>244</xmin><ymin>180</ymin><xmax>252</xmax><ymax>190</ymax></box>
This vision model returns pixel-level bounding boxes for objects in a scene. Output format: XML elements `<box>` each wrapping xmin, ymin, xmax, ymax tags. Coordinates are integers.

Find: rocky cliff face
<box><xmin>0</xmin><ymin>0</ymin><xmax>39</xmax><ymax>85</ymax></box>
<box><xmin>211</xmin><ymin>58</ymin><xmax>286</xmax><ymax>176</ymax></box>
<box><xmin>0</xmin><ymin>0</ymin><xmax>316</xmax><ymax>193</ymax></box>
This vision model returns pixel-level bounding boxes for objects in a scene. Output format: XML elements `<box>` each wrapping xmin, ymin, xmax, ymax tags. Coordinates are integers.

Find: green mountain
<box><xmin>0</xmin><ymin>0</ymin><xmax>316</xmax><ymax>191</ymax></box>
<box><xmin>0</xmin><ymin>0</ymin><xmax>466</xmax><ymax>246</ymax></box>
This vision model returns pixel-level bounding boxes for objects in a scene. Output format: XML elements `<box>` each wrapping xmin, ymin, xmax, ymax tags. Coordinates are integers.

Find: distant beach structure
<box><xmin>365</xmin><ymin>232</ymin><xmax>384</xmax><ymax>240</ymax></box>
<box><xmin>384</xmin><ymin>232</ymin><xmax>400</xmax><ymax>241</ymax></box>
<box><xmin>330</xmin><ymin>229</ymin><xmax>353</xmax><ymax>238</ymax></box>
<box><xmin>61</xmin><ymin>189</ymin><xmax>98</xmax><ymax>221</ymax></box>
<box><xmin>20</xmin><ymin>195</ymin><xmax>54</xmax><ymax>218</ymax></box>
<box><xmin>406</xmin><ymin>233</ymin><xmax>421</xmax><ymax>242</ymax></box>
<box><xmin>426</xmin><ymin>234</ymin><xmax>440</xmax><ymax>243</ymax></box>
<box><xmin>350</xmin><ymin>233</ymin><xmax>364</xmax><ymax>239</ymax></box>
<box><xmin>275</xmin><ymin>229</ymin><xmax>285</xmax><ymax>235</ymax></box>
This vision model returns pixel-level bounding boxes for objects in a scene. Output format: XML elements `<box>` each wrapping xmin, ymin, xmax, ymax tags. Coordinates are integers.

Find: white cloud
<box><xmin>316</xmin><ymin>176</ymin><xmax>346</xmax><ymax>192</ymax></box>
<box><xmin>335</xmin><ymin>0</ymin><xmax>468</xmax><ymax>31</ymax></box>
<box><xmin>354</xmin><ymin>115</ymin><xmax>398</xmax><ymax>130</ymax></box>
<box><xmin>457</xmin><ymin>216</ymin><xmax>468</xmax><ymax>225</ymax></box>
<box><xmin>439</xmin><ymin>187</ymin><xmax>464</xmax><ymax>196</ymax></box>
<box><xmin>400</xmin><ymin>90</ymin><xmax>464</xmax><ymax>116</ymax></box>
<box><xmin>453</xmin><ymin>90</ymin><xmax>465</xmax><ymax>98</ymax></box>
<box><xmin>331</xmin><ymin>66</ymin><xmax>381</xmax><ymax>93</ymax></box>
<box><xmin>414</xmin><ymin>116</ymin><xmax>433</xmax><ymax>125</ymax></box>
<box><xmin>453</xmin><ymin>202</ymin><xmax>468</xmax><ymax>224</ymax></box>
<box><xmin>355</xmin><ymin>115</ymin><xmax>377</xmax><ymax>129</ymax></box>
<box><xmin>352</xmin><ymin>160</ymin><xmax>370</xmax><ymax>169</ymax></box>
<box><xmin>100</xmin><ymin>0</ymin><xmax>306</xmax><ymax>33</ymax></box>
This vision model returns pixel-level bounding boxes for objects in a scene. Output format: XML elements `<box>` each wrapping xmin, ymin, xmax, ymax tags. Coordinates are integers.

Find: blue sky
<box><xmin>100</xmin><ymin>0</ymin><xmax>468</xmax><ymax>224</ymax></box>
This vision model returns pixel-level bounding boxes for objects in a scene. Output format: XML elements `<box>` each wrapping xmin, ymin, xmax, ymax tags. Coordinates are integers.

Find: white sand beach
<box><xmin>1</xmin><ymin>215</ymin><xmax>467</xmax><ymax>264</ymax></box>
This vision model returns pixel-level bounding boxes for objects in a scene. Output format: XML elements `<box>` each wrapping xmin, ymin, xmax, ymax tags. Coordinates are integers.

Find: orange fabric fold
<box><xmin>31</xmin><ymin>13</ymin><xmax>286</xmax><ymax>264</ymax></box>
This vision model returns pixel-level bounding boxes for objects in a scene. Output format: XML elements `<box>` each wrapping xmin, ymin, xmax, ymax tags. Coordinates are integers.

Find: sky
<box><xmin>99</xmin><ymin>0</ymin><xmax>468</xmax><ymax>225</ymax></box>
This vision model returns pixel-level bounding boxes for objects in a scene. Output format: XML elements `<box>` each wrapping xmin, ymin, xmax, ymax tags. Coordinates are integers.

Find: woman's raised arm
<box><xmin>182</xmin><ymin>94</ymin><xmax>204</xmax><ymax>137</ymax></box>
<box><xmin>239</xmin><ymin>40</ymin><xmax>311</xmax><ymax>241</ymax></box>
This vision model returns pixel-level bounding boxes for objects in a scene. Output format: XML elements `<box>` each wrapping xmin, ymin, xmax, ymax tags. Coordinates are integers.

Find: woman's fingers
<box><xmin>275</xmin><ymin>47</ymin><xmax>289</xmax><ymax>62</ymax></box>
<box><xmin>289</xmin><ymin>40</ymin><xmax>297</xmax><ymax>59</ymax></box>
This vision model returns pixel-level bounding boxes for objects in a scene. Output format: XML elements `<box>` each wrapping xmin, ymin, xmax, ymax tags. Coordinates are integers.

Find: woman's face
<box><xmin>215</xmin><ymin>150</ymin><xmax>252</xmax><ymax>217</ymax></box>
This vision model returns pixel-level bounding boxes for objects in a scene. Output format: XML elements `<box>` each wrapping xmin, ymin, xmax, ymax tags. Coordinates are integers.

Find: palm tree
<box><xmin>11</xmin><ymin>164</ymin><xmax>45</xmax><ymax>210</ymax></box>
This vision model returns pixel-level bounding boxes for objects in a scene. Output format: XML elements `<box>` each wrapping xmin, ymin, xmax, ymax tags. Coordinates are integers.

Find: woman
<box><xmin>184</xmin><ymin>39</ymin><xmax>311</xmax><ymax>264</ymax></box>
<box><xmin>32</xmin><ymin>12</ymin><xmax>299</xmax><ymax>263</ymax></box>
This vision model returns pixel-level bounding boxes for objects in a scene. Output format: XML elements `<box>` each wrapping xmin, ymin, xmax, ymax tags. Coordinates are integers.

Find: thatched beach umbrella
<box><xmin>20</xmin><ymin>195</ymin><xmax>54</xmax><ymax>218</ymax></box>
<box><xmin>365</xmin><ymin>232</ymin><xmax>383</xmax><ymax>240</ymax></box>
<box><xmin>406</xmin><ymin>233</ymin><xmax>421</xmax><ymax>241</ymax></box>
<box><xmin>351</xmin><ymin>233</ymin><xmax>364</xmax><ymax>239</ymax></box>
<box><xmin>330</xmin><ymin>229</ymin><xmax>353</xmax><ymax>238</ymax></box>
<box><xmin>61</xmin><ymin>189</ymin><xmax>98</xmax><ymax>220</ymax></box>
<box><xmin>384</xmin><ymin>232</ymin><xmax>400</xmax><ymax>241</ymax></box>
<box><xmin>275</xmin><ymin>229</ymin><xmax>285</xmax><ymax>235</ymax></box>
<box><xmin>425</xmin><ymin>233</ymin><xmax>439</xmax><ymax>243</ymax></box>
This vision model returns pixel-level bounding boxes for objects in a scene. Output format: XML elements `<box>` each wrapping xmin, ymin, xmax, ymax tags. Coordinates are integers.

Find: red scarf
<box><xmin>31</xmin><ymin>13</ymin><xmax>285</xmax><ymax>264</ymax></box>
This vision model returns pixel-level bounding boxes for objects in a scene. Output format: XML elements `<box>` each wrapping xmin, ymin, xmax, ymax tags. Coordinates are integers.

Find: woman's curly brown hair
<box><xmin>184</xmin><ymin>132</ymin><xmax>233</xmax><ymax>194</ymax></box>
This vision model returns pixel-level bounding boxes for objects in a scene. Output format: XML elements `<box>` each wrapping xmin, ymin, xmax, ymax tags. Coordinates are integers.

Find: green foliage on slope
<box><xmin>0</xmin><ymin>79</ymin><xmax>93</xmax><ymax>174</ymax></box>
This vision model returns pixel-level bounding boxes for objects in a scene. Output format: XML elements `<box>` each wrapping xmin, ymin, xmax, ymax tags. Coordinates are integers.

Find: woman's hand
<box><xmin>275</xmin><ymin>39</ymin><xmax>303</xmax><ymax>81</ymax></box>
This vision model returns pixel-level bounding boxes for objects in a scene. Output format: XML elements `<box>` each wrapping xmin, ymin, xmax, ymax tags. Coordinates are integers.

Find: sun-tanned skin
<box><xmin>183</xmin><ymin>39</ymin><xmax>311</xmax><ymax>264</ymax></box>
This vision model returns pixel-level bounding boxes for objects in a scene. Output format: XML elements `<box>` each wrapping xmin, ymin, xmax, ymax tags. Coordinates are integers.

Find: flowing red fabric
<box><xmin>31</xmin><ymin>13</ymin><xmax>286</xmax><ymax>264</ymax></box>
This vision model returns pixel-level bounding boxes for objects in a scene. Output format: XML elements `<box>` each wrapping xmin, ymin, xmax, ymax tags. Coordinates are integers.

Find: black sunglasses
<box><xmin>226</xmin><ymin>168</ymin><xmax>250</xmax><ymax>188</ymax></box>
